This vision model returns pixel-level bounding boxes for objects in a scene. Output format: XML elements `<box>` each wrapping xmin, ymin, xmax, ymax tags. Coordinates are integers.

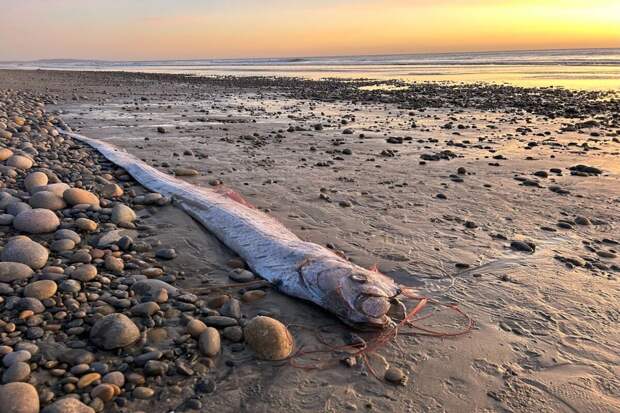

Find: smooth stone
<box><xmin>31</xmin><ymin>182</ymin><xmax>70</xmax><ymax>198</ymax></box>
<box><xmin>111</xmin><ymin>204</ymin><xmax>136</xmax><ymax>225</ymax></box>
<box><xmin>24</xmin><ymin>172</ymin><xmax>48</xmax><ymax>192</ymax></box>
<box><xmin>41</xmin><ymin>398</ymin><xmax>95</xmax><ymax>413</ymax></box>
<box><xmin>6</xmin><ymin>202</ymin><xmax>31</xmax><ymax>216</ymax></box>
<box><xmin>0</xmin><ymin>382</ymin><xmax>39</xmax><ymax>413</ymax></box>
<box><xmin>55</xmin><ymin>229</ymin><xmax>81</xmax><ymax>243</ymax></box>
<box><xmin>75</xmin><ymin>218</ymin><xmax>98</xmax><ymax>232</ymax></box>
<box><xmin>50</xmin><ymin>238</ymin><xmax>76</xmax><ymax>252</ymax></box>
<box><xmin>229</xmin><ymin>269</ymin><xmax>255</xmax><ymax>282</ymax></box>
<box><xmin>101</xmin><ymin>183</ymin><xmax>123</xmax><ymax>198</ymax></box>
<box><xmin>24</xmin><ymin>280</ymin><xmax>57</xmax><ymax>300</ymax></box>
<box><xmin>130</xmin><ymin>301</ymin><xmax>160</xmax><ymax>317</ymax></box>
<box><xmin>131</xmin><ymin>279</ymin><xmax>178</xmax><ymax>297</ymax></box>
<box><xmin>91</xmin><ymin>383</ymin><xmax>116</xmax><ymax>402</ymax></box>
<box><xmin>77</xmin><ymin>372</ymin><xmax>101</xmax><ymax>389</ymax></box>
<box><xmin>0</xmin><ymin>213</ymin><xmax>14</xmax><ymax>225</ymax></box>
<box><xmin>63</xmin><ymin>188</ymin><xmax>99</xmax><ymax>206</ymax></box>
<box><xmin>70</xmin><ymin>264</ymin><xmax>97</xmax><ymax>282</ymax></box>
<box><xmin>186</xmin><ymin>319</ymin><xmax>208</xmax><ymax>338</ymax></box>
<box><xmin>0</xmin><ymin>148</ymin><xmax>14</xmax><ymax>161</ymax></box>
<box><xmin>3</xmin><ymin>350</ymin><xmax>31</xmax><ymax>367</ymax></box>
<box><xmin>198</xmin><ymin>327</ymin><xmax>221</xmax><ymax>357</ymax></box>
<box><xmin>90</xmin><ymin>313</ymin><xmax>140</xmax><ymax>349</ymax></box>
<box><xmin>2</xmin><ymin>362</ymin><xmax>30</xmax><ymax>383</ymax></box>
<box><xmin>0</xmin><ymin>262</ymin><xmax>34</xmax><ymax>282</ymax></box>
<box><xmin>29</xmin><ymin>191</ymin><xmax>66</xmax><ymax>210</ymax></box>
<box><xmin>6</xmin><ymin>155</ymin><xmax>34</xmax><ymax>170</ymax></box>
<box><xmin>13</xmin><ymin>208</ymin><xmax>60</xmax><ymax>233</ymax></box>
<box><xmin>133</xmin><ymin>387</ymin><xmax>155</xmax><ymax>399</ymax></box>
<box><xmin>0</xmin><ymin>237</ymin><xmax>49</xmax><ymax>269</ymax></box>
<box><xmin>244</xmin><ymin>316</ymin><xmax>294</xmax><ymax>361</ymax></box>
<box><xmin>384</xmin><ymin>366</ymin><xmax>407</xmax><ymax>384</ymax></box>
<box><xmin>102</xmin><ymin>371</ymin><xmax>125</xmax><ymax>387</ymax></box>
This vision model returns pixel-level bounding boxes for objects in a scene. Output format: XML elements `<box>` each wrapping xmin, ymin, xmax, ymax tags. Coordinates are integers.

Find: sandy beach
<box><xmin>0</xmin><ymin>69</ymin><xmax>619</xmax><ymax>412</ymax></box>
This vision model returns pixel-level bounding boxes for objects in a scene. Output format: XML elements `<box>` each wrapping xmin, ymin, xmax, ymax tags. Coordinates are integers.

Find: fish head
<box><xmin>306</xmin><ymin>258</ymin><xmax>401</xmax><ymax>329</ymax></box>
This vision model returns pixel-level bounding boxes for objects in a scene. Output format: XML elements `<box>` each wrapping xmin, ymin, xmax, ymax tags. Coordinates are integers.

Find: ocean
<box><xmin>3</xmin><ymin>48</ymin><xmax>620</xmax><ymax>91</ymax></box>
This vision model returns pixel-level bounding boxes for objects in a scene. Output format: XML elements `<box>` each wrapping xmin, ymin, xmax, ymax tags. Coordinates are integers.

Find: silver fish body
<box><xmin>63</xmin><ymin>131</ymin><xmax>400</xmax><ymax>328</ymax></box>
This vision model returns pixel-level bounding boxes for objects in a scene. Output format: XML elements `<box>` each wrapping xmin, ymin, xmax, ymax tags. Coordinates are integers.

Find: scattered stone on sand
<box><xmin>244</xmin><ymin>316</ymin><xmax>294</xmax><ymax>360</ymax></box>
<box><xmin>111</xmin><ymin>203</ymin><xmax>137</xmax><ymax>225</ymax></box>
<box><xmin>63</xmin><ymin>188</ymin><xmax>100</xmax><ymax>206</ymax></box>
<box><xmin>384</xmin><ymin>366</ymin><xmax>407</xmax><ymax>385</ymax></box>
<box><xmin>198</xmin><ymin>327</ymin><xmax>221</xmax><ymax>357</ymax></box>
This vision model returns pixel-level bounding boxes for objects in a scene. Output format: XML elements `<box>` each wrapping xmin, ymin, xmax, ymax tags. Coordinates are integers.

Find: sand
<box><xmin>1</xmin><ymin>69</ymin><xmax>619</xmax><ymax>412</ymax></box>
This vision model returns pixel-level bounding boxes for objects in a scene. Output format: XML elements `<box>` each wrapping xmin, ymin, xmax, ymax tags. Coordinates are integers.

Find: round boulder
<box><xmin>13</xmin><ymin>208</ymin><xmax>60</xmax><ymax>234</ymax></box>
<box><xmin>6</xmin><ymin>155</ymin><xmax>33</xmax><ymax>170</ymax></box>
<box><xmin>29</xmin><ymin>191</ymin><xmax>66</xmax><ymax>210</ymax></box>
<box><xmin>24</xmin><ymin>172</ymin><xmax>48</xmax><ymax>192</ymax></box>
<box><xmin>32</xmin><ymin>182</ymin><xmax>70</xmax><ymax>198</ymax></box>
<box><xmin>63</xmin><ymin>188</ymin><xmax>99</xmax><ymax>207</ymax></box>
<box><xmin>243</xmin><ymin>316</ymin><xmax>294</xmax><ymax>360</ymax></box>
<box><xmin>0</xmin><ymin>382</ymin><xmax>39</xmax><ymax>413</ymax></box>
<box><xmin>90</xmin><ymin>313</ymin><xmax>140</xmax><ymax>349</ymax></box>
<box><xmin>0</xmin><ymin>237</ymin><xmax>49</xmax><ymax>269</ymax></box>
<box><xmin>0</xmin><ymin>262</ymin><xmax>34</xmax><ymax>283</ymax></box>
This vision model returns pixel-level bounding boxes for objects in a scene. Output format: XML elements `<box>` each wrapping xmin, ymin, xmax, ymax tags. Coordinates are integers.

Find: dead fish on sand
<box><xmin>62</xmin><ymin>130</ymin><xmax>403</xmax><ymax>328</ymax></box>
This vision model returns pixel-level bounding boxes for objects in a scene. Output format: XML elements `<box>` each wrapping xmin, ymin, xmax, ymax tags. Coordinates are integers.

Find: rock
<box><xmin>242</xmin><ymin>290</ymin><xmax>266</xmax><ymax>303</ymax></box>
<box><xmin>13</xmin><ymin>208</ymin><xmax>60</xmax><ymax>233</ymax></box>
<box><xmin>0</xmin><ymin>237</ymin><xmax>49</xmax><ymax>269</ymax></box>
<box><xmin>510</xmin><ymin>240</ymin><xmax>535</xmax><ymax>253</ymax></box>
<box><xmin>133</xmin><ymin>386</ymin><xmax>155</xmax><ymax>399</ymax></box>
<box><xmin>130</xmin><ymin>301</ymin><xmax>160</xmax><ymax>317</ymax></box>
<box><xmin>29</xmin><ymin>191</ymin><xmax>66</xmax><ymax>210</ymax></box>
<box><xmin>32</xmin><ymin>182</ymin><xmax>70</xmax><ymax>198</ymax></box>
<box><xmin>24</xmin><ymin>172</ymin><xmax>48</xmax><ymax>192</ymax></box>
<box><xmin>131</xmin><ymin>279</ymin><xmax>178</xmax><ymax>297</ymax></box>
<box><xmin>63</xmin><ymin>188</ymin><xmax>99</xmax><ymax>206</ymax></box>
<box><xmin>104</xmin><ymin>255</ymin><xmax>124</xmax><ymax>273</ymax></box>
<box><xmin>186</xmin><ymin>319</ymin><xmax>208</xmax><ymax>337</ymax></box>
<box><xmin>174</xmin><ymin>167</ymin><xmax>199</xmax><ymax>176</ymax></box>
<box><xmin>155</xmin><ymin>248</ymin><xmax>176</xmax><ymax>260</ymax></box>
<box><xmin>0</xmin><ymin>382</ymin><xmax>39</xmax><ymax>413</ymax></box>
<box><xmin>96</xmin><ymin>229</ymin><xmax>124</xmax><ymax>247</ymax></box>
<box><xmin>3</xmin><ymin>351</ymin><xmax>31</xmax><ymax>367</ymax></box>
<box><xmin>50</xmin><ymin>239</ymin><xmax>75</xmax><ymax>252</ymax></box>
<box><xmin>229</xmin><ymin>269</ymin><xmax>255</xmax><ymax>282</ymax></box>
<box><xmin>0</xmin><ymin>213</ymin><xmax>14</xmax><ymax>225</ymax></box>
<box><xmin>24</xmin><ymin>280</ymin><xmax>57</xmax><ymax>300</ymax></box>
<box><xmin>7</xmin><ymin>202</ymin><xmax>31</xmax><ymax>216</ymax></box>
<box><xmin>111</xmin><ymin>203</ymin><xmax>136</xmax><ymax>225</ymax></box>
<box><xmin>6</xmin><ymin>155</ymin><xmax>33</xmax><ymax>170</ymax></box>
<box><xmin>90</xmin><ymin>313</ymin><xmax>140</xmax><ymax>349</ymax></box>
<box><xmin>0</xmin><ymin>148</ymin><xmax>14</xmax><ymax>161</ymax></box>
<box><xmin>2</xmin><ymin>362</ymin><xmax>31</xmax><ymax>383</ymax></box>
<box><xmin>91</xmin><ymin>383</ymin><xmax>116</xmax><ymax>402</ymax></box>
<box><xmin>55</xmin><ymin>229</ymin><xmax>81</xmax><ymax>243</ymax></box>
<box><xmin>41</xmin><ymin>398</ymin><xmax>95</xmax><ymax>413</ymax></box>
<box><xmin>384</xmin><ymin>366</ymin><xmax>407</xmax><ymax>384</ymax></box>
<box><xmin>75</xmin><ymin>218</ymin><xmax>97</xmax><ymax>232</ymax></box>
<box><xmin>70</xmin><ymin>264</ymin><xmax>97</xmax><ymax>282</ymax></box>
<box><xmin>101</xmin><ymin>183</ymin><xmax>123</xmax><ymax>198</ymax></box>
<box><xmin>77</xmin><ymin>372</ymin><xmax>101</xmax><ymax>388</ymax></box>
<box><xmin>0</xmin><ymin>262</ymin><xmax>34</xmax><ymax>282</ymax></box>
<box><xmin>198</xmin><ymin>327</ymin><xmax>221</xmax><ymax>357</ymax></box>
<box><xmin>243</xmin><ymin>316</ymin><xmax>294</xmax><ymax>360</ymax></box>
<box><xmin>223</xmin><ymin>326</ymin><xmax>243</xmax><ymax>342</ymax></box>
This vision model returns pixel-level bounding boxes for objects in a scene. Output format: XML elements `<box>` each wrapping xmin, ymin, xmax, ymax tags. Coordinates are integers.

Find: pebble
<box><xmin>29</xmin><ymin>191</ymin><xmax>67</xmax><ymax>210</ymax></box>
<box><xmin>229</xmin><ymin>268</ymin><xmax>255</xmax><ymax>282</ymax></box>
<box><xmin>244</xmin><ymin>316</ymin><xmax>294</xmax><ymax>360</ymax></box>
<box><xmin>2</xmin><ymin>361</ymin><xmax>30</xmax><ymax>383</ymax></box>
<box><xmin>24</xmin><ymin>279</ymin><xmax>57</xmax><ymax>299</ymax></box>
<box><xmin>6</xmin><ymin>155</ymin><xmax>34</xmax><ymax>170</ymax></box>
<box><xmin>198</xmin><ymin>327</ymin><xmax>221</xmax><ymax>357</ymax></box>
<box><xmin>0</xmin><ymin>261</ymin><xmax>34</xmax><ymax>282</ymax></box>
<box><xmin>13</xmin><ymin>208</ymin><xmax>60</xmax><ymax>233</ymax></box>
<box><xmin>155</xmin><ymin>248</ymin><xmax>177</xmax><ymax>260</ymax></box>
<box><xmin>70</xmin><ymin>264</ymin><xmax>98</xmax><ymax>282</ymax></box>
<box><xmin>133</xmin><ymin>386</ymin><xmax>155</xmax><ymax>399</ymax></box>
<box><xmin>187</xmin><ymin>319</ymin><xmax>208</xmax><ymax>337</ymax></box>
<box><xmin>0</xmin><ymin>382</ymin><xmax>39</xmax><ymax>413</ymax></box>
<box><xmin>77</xmin><ymin>372</ymin><xmax>101</xmax><ymax>388</ymax></box>
<box><xmin>24</xmin><ymin>171</ymin><xmax>48</xmax><ymax>192</ymax></box>
<box><xmin>90</xmin><ymin>313</ymin><xmax>140</xmax><ymax>349</ymax></box>
<box><xmin>0</xmin><ymin>236</ymin><xmax>49</xmax><ymax>269</ymax></box>
<box><xmin>63</xmin><ymin>188</ymin><xmax>100</xmax><ymax>206</ymax></box>
<box><xmin>111</xmin><ymin>203</ymin><xmax>137</xmax><ymax>225</ymax></box>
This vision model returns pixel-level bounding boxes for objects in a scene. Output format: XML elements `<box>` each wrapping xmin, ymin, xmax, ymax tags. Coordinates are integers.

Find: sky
<box><xmin>1</xmin><ymin>0</ymin><xmax>619</xmax><ymax>61</ymax></box>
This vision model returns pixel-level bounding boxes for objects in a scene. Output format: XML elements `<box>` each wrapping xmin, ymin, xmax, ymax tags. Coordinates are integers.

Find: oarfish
<box><xmin>61</xmin><ymin>130</ymin><xmax>401</xmax><ymax>328</ymax></box>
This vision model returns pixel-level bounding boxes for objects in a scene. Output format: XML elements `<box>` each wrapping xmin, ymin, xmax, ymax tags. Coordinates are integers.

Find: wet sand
<box><xmin>1</xmin><ymin>69</ymin><xmax>619</xmax><ymax>412</ymax></box>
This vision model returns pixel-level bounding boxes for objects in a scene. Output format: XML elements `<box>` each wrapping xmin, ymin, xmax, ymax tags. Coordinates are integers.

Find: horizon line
<box><xmin>3</xmin><ymin>46</ymin><xmax>619</xmax><ymax>64</ymax></box>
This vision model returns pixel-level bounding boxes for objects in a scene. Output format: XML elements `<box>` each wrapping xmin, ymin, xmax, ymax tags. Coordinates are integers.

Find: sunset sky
<box><xmin>1</xmin><ymin>0</ymin><xmax>619</xmax><ymax>61</ymax></box>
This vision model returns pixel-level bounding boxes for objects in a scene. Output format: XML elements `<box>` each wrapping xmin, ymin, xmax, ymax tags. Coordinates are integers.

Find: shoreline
<box><xmin>1</xmin><ymin>69</ymin><xmax>619</xmax><ymax>412</ymax></box>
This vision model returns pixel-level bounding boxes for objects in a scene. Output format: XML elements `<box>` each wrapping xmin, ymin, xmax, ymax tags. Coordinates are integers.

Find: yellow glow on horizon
<box><xmin>1</xmin><ymin>0</ymin><xmax>619</xmax><ymax>60</ymax></box>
